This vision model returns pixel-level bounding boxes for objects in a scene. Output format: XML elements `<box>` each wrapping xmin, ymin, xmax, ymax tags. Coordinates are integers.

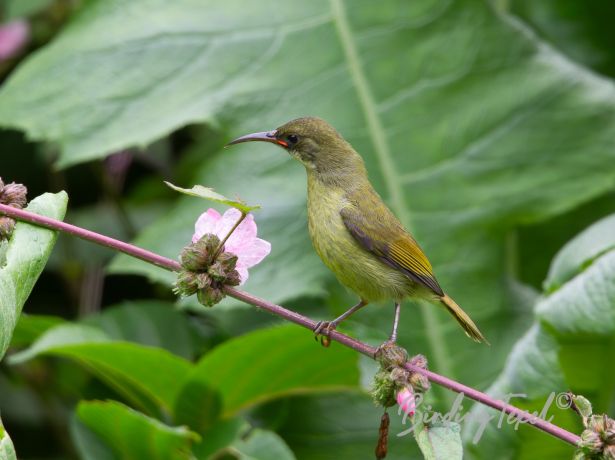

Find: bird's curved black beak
<box><xmin>225</xmin><ymin>130</ymin><xmax>288</xmax><ymax>148</ymax></box>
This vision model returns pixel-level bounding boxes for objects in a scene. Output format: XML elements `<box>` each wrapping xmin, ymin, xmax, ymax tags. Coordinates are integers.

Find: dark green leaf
<box><xmin>76</xmin><ymin>401</ymin><xmax>199</xmax><ymax>460</ymax></box>
<box><xmin>0</xmin><ymin>191</ymin><xmax>67</xmax><ymax>360</ymax></box>
<box><xmin>85</xmin><ymin>300</ymin><xmax>207</xmax><ymax>360</ymax></box>
<box><xmin>92</xmin><ymin>0</ymin><xmax>615</xmax><ymax>392</ymax></box>
<box><xmin>279</xmin><ymin>393</ymin><xmax>421</xmax><ymax>460</ymax></box>
<box><xmin>174</xmin><ymin>325</ymin><xmax>359</xmax><ymax>427</ymax></box>
<box><xmin>9</xmin><ymin>326</ymin><xmax>192</xmax><ymax>416</ymax></box>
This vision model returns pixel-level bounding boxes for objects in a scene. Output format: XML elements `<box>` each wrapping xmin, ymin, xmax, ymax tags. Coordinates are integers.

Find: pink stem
<box><xmin>0</xmin><ymin>202</ymin><xmax>581</xmax><ymax>447</ymax></box>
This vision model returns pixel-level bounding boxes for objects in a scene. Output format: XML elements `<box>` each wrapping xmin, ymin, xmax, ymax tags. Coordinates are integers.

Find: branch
<box><xmin>0</xmin><ymin>202</ymin><xmax>581</xmax><ymax>447</ymax></box>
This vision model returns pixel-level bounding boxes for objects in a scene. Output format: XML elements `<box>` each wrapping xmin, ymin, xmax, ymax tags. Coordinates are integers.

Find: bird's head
<box><xmin>227</xmin><ymin>117</ymin><xmax>365</xmax><ymax>177</ymax></box>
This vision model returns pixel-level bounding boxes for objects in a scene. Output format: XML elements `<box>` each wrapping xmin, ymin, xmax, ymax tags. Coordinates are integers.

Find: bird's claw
<box><xmin>313</xmin><ymin>321</ymin><xmax>336</xmax><ymax>347</ymax></box>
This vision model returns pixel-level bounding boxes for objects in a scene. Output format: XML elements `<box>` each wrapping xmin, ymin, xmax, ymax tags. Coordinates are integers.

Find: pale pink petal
<box><xmin>397</xmin><ymin>387</ymin><xmax>415</xmax><ymax>417</ymax></box>
<box><xmin>192</xmin><ymin>208</ymin><xmax>221</xmax><ymax>243</ymax></box>
<box><xmin>0</xmin><ymin>21</ymin><xmax>30</xmax><ymax>61</ymax></box>
<box><xmin>236</xmin><ymin>266</ymin><xmax>250</xmax><ymax>285</ymax></box>
<box><xmin>225</xmin><ymin>213</ymin><xmax>257</xmax><ymax>252</ymax></box>
<box><xmin>214</xmin><ymin>208</ymin><xmax>243</xmax><ymax>243</ymax></box>
<box><xmin>236</xmin><ymin>238</ymin><xmax>271</xmax><ymax>269</ymax></box>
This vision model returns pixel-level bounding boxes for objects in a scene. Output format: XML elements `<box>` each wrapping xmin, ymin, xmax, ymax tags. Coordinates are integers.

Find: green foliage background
<box><xmin>0</xmin><ymin>0</ymin><xmax>614</xmax><ymax>458</ymax></box>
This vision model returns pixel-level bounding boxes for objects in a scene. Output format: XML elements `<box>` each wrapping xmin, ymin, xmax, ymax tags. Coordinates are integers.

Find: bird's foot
<box><xmin>313</xmin><ymin>321</ymin><xmax>337</xmax><ymax>348</ymax></box>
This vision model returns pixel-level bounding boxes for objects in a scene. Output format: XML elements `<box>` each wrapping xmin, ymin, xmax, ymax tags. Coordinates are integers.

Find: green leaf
<box><xmin>9</xmin><ymin>326</ymin><xmax>192</xmax><ymax>417</ymax></box>
<box><xmin>230</xmin><ymin>429</ymin><xmax>296</xmax><ymax>460</ymax></box>
<box><xmin>165</xmin><ymin>182</ymin><xmax>259</xmax><ymax>214</ymax></box>
<box><xmin>279</xmin><ymin>393</ymin><xmax>421</xmax><ymax>460</ymax></box>
<box><xmin>85</xmin><ymin>300</ymin><xmax>207</xmax><ymax>360</ymax></box>
<box><xmin>0</xmin><ymin>191</ymin><xmax>67</xmax><ymax>360</ymax></box>
<box><xmin>0</xmin><ymin>415</ymin><xmax>16</xmax><ymax>460</ymax></box>
<box><xmin>509</xmin><ymin>0</ymin><xmax>615</xmax><ymax>78</ymax></box>
<box><xmin>544</xmin><ymin>213</ymin><xmax>615</xmax><ymax>291</ymax></box>
<box><xmin>91</xmin><ymin>0</ymin><xmax>615</xmax><ymax>392</ymax></box>
<box><xmin>466</xmin><ymin>236</ymin><xmax>615</xmax><ymax>458</ymax></box>
<box><xmin>174</xmin><ymin>325</ymin><xmax>359</xmax><ymax>428</ymax></box>
<box><xmin>9</xmin><ymin>314</ymin><xmax>65</xmax><ymax>349</ymax></box>
<box><xmin>414</xmin><ymin>420</ymin><xmax>462</xmax><ymax>460</ymax></box>
<box><xmin>76</xmin><ymin>401</ymin><xmax>199</xmax><ymax>460</ymax></box>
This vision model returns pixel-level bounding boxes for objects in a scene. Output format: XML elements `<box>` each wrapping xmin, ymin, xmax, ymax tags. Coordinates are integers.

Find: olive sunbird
<box><xmin>227</xmin><ymin>117</ymin><xmax>488</xmax><ymax>347</ymax></box>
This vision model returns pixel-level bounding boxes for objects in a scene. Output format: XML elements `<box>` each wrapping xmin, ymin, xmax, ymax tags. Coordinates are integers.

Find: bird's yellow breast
<box><xmin>306</xmin><ymin>174</ymin><xmax>413</xmax><ymax>302</ymax></box>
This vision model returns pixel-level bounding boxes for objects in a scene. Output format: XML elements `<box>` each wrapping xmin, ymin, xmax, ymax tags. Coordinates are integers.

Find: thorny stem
<box><xmin>0</xmin><ymin>203</ymin><xmax>582</xmax><ymax>448</ymax></box>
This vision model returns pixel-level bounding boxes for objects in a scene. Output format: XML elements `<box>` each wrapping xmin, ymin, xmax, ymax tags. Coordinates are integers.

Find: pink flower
<box><xmin>193</xmin><ymin>208</ymin><xmax>270</xmax><ymax>285</ymax></box>
<box><xmin>0</xmin><ymin>20</ymin><xmax>30</xmax><ymax>62</ymax></box>
<box><xmin>397</xmin><ymin>386</ymin><xmax>416</xmax><ymax>417</ymax></box>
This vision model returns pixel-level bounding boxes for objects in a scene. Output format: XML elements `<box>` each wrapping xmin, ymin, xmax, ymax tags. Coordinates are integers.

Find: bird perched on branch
<box><xmin>227</xmin><ymin>117</ymin><xmax>488</xmax><ymax>347</ymax></box>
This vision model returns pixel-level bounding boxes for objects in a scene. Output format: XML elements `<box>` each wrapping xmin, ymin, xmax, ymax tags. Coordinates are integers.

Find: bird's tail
<box><xmin>439</xmin><ymin>294</ymin><xmax>489</xmax><ymax>345</ymax></box>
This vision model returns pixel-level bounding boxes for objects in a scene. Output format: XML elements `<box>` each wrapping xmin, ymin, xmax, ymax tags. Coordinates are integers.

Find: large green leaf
<box><xmin>173</xmin><ymin>325</ymin><xmax>359</xmax><ymax>430</ymax></box>
<box><xmin>75</xmin><ymin>401</ymin><xmax>199</xmax><ymax>460</ymax></box>
<box><xmin>9</xmin><ymin>326</ymin><xmax>192</xmax><ymax>417</ymax></box>
<box><xmin>467</xmin><ymin>220</ymin><xmax>615</xmax><ymax>459</ymax></box>
<box><xmin>84</xmin><ymin>0</ymin><xmax>615</xmax><ymax>391</ymax></box>
<box><xmin>83</xmin><ymin>300</ymin><xmax>208</xmax><ymax>360</ymax></box>
<box><xmin>0</xmin><ymin>191</ymin><xmax>67</xmax><ymax>360</ymax></box>
<box><xmin>3</xmin><ymin>1</ymin><xmax>615</xmax><ymax>436</ymax></box>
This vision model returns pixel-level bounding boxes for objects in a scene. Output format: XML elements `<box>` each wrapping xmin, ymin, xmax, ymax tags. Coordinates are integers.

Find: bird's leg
<box><xmin>376</xmin><ymin>302</ymin><xmax>401</xmax><ymax>353</ymax></box>
<box><xmin>389</xmin><ymin>302</ymin><xmax>401</xmax><ymax>343</ymax></box>
<box><xmin>314</xmin><ymin>299</ymin><xmax>368</xmax><ymax>346</ymax></box>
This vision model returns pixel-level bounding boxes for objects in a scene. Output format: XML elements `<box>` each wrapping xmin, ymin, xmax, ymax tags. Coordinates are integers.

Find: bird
<box><xmin>227</xmin><ymin>117</ymin><xmax>488</xmax><ymax>347</ymax></box>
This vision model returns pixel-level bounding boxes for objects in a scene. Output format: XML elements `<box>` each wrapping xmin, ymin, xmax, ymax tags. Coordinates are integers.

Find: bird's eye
<box><xmin>286</xmin><ymin>134</ymin><xmax>299</xmax><ymax>145</ymax></box>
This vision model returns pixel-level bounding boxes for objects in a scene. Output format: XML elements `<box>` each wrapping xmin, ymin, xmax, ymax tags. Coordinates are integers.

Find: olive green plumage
<box><xmin>228</xmin><ymin>117</ymin><xmax>488</xmax><ymax>344</ymax></box>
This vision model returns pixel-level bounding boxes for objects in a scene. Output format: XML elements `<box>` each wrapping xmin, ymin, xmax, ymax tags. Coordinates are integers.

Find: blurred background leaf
<box><xmin>1</xmin><ymin>0</ymin><xmax>614</xmax><ymax>458</ymax></box>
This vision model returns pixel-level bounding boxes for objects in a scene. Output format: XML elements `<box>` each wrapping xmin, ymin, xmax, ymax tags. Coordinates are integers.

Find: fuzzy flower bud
<box><xmin>0</xmin><ymin>180</ymin><xmax>28</xmax><ymax>209</ymax></box>
<box><xmin>180</xmin><ymin>234</ymin><xmax>220</xmax><ymax>271</ymax></box>
<box><xmin>0</xmin><ymin>178</ymin><xmax>28</xmax><ymax>241</ymax></box>
<box><xmin>0</xmin><ymin>217</ymin><xmax>16</xmax><ymax>240</ymax></box>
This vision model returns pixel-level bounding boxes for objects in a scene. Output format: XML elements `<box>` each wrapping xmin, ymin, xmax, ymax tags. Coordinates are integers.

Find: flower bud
<box><xmin>396</xmin><ymin>386</ymin><xmax>416</xmax><ymax>417</ymax></box>
<box><xmin>173</xmin><ymin>270</ymin><xmax>199</xmax><ymax>297</ymax></box>
<box><xmin>197</xmin><ymin>285</ymin><xmax>224</xmax><ymax>307</ymax></box>
<box><xmin>195</xmin><ymin>272</ymin><xmax>211</xmax><ymax>290</ymax></box>
<box><xmin>217</xmin><ymin>251</ymin><xmax>238</xmax><ymax>271</ymax></box>
<box><xmin>0</xmin><ymin>216</ymin><xmax>16</xmax><ymax>240</ymax></box>
<box><xmin>0</xmin><ymin>181</ymin><xmax>27</xmax><ymax>209</ymax></box>
<box><xmin>371</xmin><ymin>369</ymin><xmax>397</xmax><ymax>408</ymax></box>
<box><xmin>224</xmin><ymin>268</ymin><xmax>241</xmax><ymax>287</ymax></box>
<box><xmin>208</xmin><ymin>261</ymin><xmax>227</xmax><ymax>282</ymax></box>
<box><xmin>376</xmin><ymin>343</ymin><xmax>409</xmax><ymax>369</ymax></box>
<box><xmin>180</xmin><ymin>234</ymin><xmax>219</xmax><ymax>271</ymax></box>
<box><xmin>579</xmin><ymin>428</ymin><xmax>603</xmax><ymax>454</ymax></box>
<box><xmin>409</xmin><ymin>372</ymin><xmax>430</xmax><ymax>393</ymax></box>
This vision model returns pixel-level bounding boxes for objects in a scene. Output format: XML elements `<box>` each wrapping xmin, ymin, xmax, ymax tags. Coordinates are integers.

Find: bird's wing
<box><xmin>340</xmin><ymin>197</ymin><xmax>443</xmax><ymax>296</ymax></box>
